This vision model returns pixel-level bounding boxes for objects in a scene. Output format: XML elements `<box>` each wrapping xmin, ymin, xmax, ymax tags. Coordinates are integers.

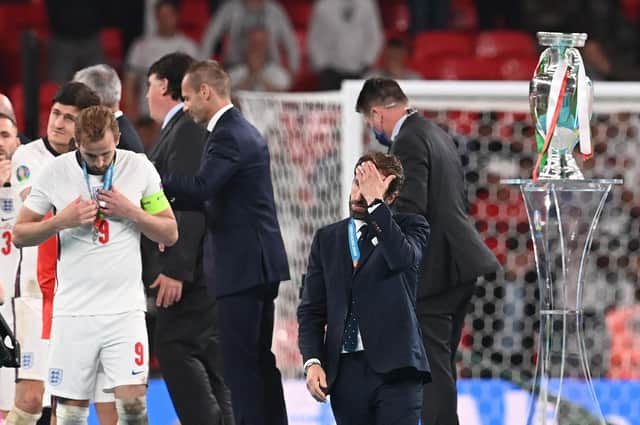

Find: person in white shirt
<box><xmin>13</xmin><ymin>105</ymin><xmax>178</xmax><ymax>425</ymax></box>
<box><xmin>0</xmin><ymin>112</ymin><xmax>22</xmax><ymax>421</ymax></box>
<box><xmin>6</xmin><ymin>82</ymin><xmax>100</xmax><ymax>425</ymax></box>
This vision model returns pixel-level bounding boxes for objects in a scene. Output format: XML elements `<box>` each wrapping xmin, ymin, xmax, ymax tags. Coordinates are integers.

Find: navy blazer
<box><xmin>297</xmin><ymin>204</ymin><xmax>431</xmax><ymax>391</ymax></box>
<box><xmin>162</xmin><ymin>107</ymin><xmax>290</xmax><ymax>297</ymax></box>
<box><xmin>116</xmin><ymin>114</ymin><xmax>144</xmax><ymax>153</ymax></box>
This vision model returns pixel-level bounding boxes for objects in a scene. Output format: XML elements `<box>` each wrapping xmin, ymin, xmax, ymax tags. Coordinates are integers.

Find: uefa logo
<box><xmin>48</xmin><ymin>368</ymin><xmax>63</xmax><ymax>386</ymax></box>
<box><xmin>15</xmin><ymin>165</ymin><xmax>30</xmax><ymax>182</ymax></box>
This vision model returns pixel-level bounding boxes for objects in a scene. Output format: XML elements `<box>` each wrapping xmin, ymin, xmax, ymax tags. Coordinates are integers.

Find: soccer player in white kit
<box><xmin>6</xmin><ymin>82</ymin><xmax>101</xmax><ymax>425</ymax></box>
<box><xmin>0</xmin><ymin>112</ymin><xmax>22</xmax><ymax>420</ymax></box>
<box><xmin>13</xmin><ymin>105</ymin><xmax>178</xmax><ymax>425</ymax></box>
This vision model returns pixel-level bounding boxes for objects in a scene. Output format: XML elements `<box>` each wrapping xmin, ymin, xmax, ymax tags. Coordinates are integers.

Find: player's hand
<box><xmin>0</xmin><ymin>158</ymin><xmax>11</xmax><ymax>186</ymax></box>
<box><xmin>305</xmin><ymin>364</ymin><xmax>328</xmax><ymax>403</ymax></box>
<box><xmin>97</xmin><ymin>187</ymin><xmax>137</xmax><ymax>221</ymax></box>
<box><xmin>149</xmin><ymin>273</ymin><xmax>183</xmax><ymax>308</ymax></box>
<box><xmin>355</xmin><ymin>161</ymin><xmax>395</xmax><ymax>205</ymax></box>
<box><xmin>55</xmin><ymin>196</ymin><xmax>98</xmax><ymax>229</ymax></box>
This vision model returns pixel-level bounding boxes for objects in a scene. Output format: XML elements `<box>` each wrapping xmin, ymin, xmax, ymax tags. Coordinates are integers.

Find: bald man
<box><xmin>0</xmin><ymin>94</ymin><xmax>30</xmax><ymax>145</ymax></box>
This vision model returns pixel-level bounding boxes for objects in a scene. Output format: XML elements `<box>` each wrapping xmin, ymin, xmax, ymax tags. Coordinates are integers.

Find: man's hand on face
<box><xmin>355</xmin><ymin>161</ymin><xmax>395</xmax><ymax>205</ymax></box>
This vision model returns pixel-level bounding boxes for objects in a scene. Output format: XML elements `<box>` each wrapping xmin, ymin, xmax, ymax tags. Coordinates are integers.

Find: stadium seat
<box><xmin>475</xmin><ymin>30</ymin><xmax>536</xmax><ymax>59</ymax></box>
<box><xmin>499</xmin><ymin>56</ymin><xmax>539</xmax><ymax>80</ymax></box>
<box><xmin>178</xmin><ymin>0</ymin><xmax>210</xmax><ymax>43</ymax></box>
<box><xmin>100</xmin><ymin>28</ymin><xmax>124</xmax><ymax>71</ymax></box>
<box><xmin>9</xmin><ymin>82</ymin><xmax>60</xmax><ymax>136</ymax></box>
<box><xmin>282</xmin><ymin>1</ymin><xmax>313</xmax><ymax>30</ymax></box>
<box><xmin>379</xmin><ymin>1</ymin><xmax>410</xmax><ymax>32</ymax></box>
<box><xmin>421</xmin><ymin>57</ymin><xmax>499</xmax><ymax>80</ymax></box>
<box><xmin>411</xmin><ymin>31</ymin><xmax>474</xmax><ymax>73</ymax></box>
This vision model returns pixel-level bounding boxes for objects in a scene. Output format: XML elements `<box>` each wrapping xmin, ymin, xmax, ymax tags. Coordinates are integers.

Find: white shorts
<box><xmin>13</xmin><ymin>297</ymin><xmax>48</xmax><ymax>381</ymax></box>
<box><xmin>0</xmin><ymin>302</ymin><xmax>15</xmax><ymax>411</ymax></box>
<box><xmin>47</xmin><ymin>311</ymin><xmax>148</xmax><ymax>400</ymax></box>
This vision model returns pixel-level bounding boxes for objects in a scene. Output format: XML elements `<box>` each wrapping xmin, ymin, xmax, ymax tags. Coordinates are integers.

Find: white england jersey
<box><xmin>24</xmin><ymin>149</ymin><xmax>164</xmax><ymax>316</ymax></box>
<box><xmin>11</xmin><ymin>138</ymin><xmax>58</xmax><ymax>299</ymax></box>
<box><xmin>0</xmin><ymin>185</ymin><xmax>21</xmax><ymax>300</ymax></box>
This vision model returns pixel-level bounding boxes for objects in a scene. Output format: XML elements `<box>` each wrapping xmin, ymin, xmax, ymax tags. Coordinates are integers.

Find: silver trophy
<box><xmin>529</xmin><ymin>32</ymin><xmax>593</xmax><ymax>179</ymax></box>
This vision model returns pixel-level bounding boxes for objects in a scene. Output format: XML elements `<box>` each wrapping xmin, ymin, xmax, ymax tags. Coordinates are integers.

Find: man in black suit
<box><xmin>356</xmin><ymin>78</ymin><xmax>501</xmax><ymax>425</ymax></box>
<box><xmin>161</xmin><ymin>60</ymin><xmax>289</xmax><ymax>425</ymax></box>
<box><xmin>73</xmin><ymin>64</ymin><xmax>144</xmax><ymax>153</ymax></box>
<box><xmin>142</xmin><ymin>53</ymin><xmax>234</xmax><ymax>425</ymax></box>
<box><xmin>298</xmin><ymin>152</ymin><xmax>430</xmax><ymax>424</ymax></box>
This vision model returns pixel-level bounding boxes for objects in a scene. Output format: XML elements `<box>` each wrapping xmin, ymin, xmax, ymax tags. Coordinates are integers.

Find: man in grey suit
<box><xmin>356</xmin><ymin>78</ymin><xmax>501</xmax><ymax>425</ymax></box>
<box><xmin>142</xmin><ymin>52</ymin><xmax>234</xmax><ymax>425</ymax></box>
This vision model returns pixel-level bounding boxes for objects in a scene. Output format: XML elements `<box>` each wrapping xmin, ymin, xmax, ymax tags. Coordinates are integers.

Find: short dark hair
<box><xmin>52</xmin><ymin>82</ymin><xmax>101</xmax><ymax>110</ymax></box>
<box><xmin>355</xmin><ymin>78</ymin><xmax>408</xmax><ymax>115</ymax></box>
<box><xmin>148</xmin><ymin>52</ymin><xmax>195</xmax><ymax>101</ymax></box>
<box><xmin>355</xmin><ymin>151</ymin><xmax>405</xmax><ymax>199</ymax></box>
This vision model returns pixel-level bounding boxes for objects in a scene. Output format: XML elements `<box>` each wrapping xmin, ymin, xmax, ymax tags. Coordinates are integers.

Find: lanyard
<box><xmin>348</xmin><ymin>218</ymin><xmax>360</xmax><ymax>268</ymax></box>
<box><xmin>82</xmin><ymin>161</ymin><xmax>114</xmax><ymax>200</ymax></box>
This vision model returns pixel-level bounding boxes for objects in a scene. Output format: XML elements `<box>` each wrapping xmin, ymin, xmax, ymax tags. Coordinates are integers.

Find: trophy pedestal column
<box><xmin>503</xmin><ymin>179</ymin><xmax>621</xmax><ymax>425</ymax></box>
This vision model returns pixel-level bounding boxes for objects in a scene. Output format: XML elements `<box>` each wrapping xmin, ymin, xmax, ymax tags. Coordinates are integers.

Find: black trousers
<box><xmin>217</xmin><ymin>284</ymin><xmax>288</xmax><ymax>425</ymax></box>
<box><xmin>330</xmin><ymin>352</ymin><xmax>423</xmax><ymax>425</ymax></box>
<box><xmin>155</xmin><ymin>288</ymin><xmax>235</xmax><ymax>425</ymax></box>
<box><xmin>418</xmin><ymin>284</ymin><xmax>476</xmax><ymax>425</ymax></box>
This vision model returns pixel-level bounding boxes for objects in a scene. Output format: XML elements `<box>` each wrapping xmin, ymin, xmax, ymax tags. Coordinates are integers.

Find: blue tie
<box><xmin>342</xmin><ymin>225</ymin><xmax>367</xmax><ymax>352</ymax></box>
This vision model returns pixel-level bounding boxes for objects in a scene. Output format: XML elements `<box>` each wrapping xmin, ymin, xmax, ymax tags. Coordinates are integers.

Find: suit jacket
<box><xmin>162</xmin><ymin>107</ymin><xmax>290</xmax><ymax>297</ymax></box>
<box><xmin>297</xmin><ymin>204</ymin><xmax>431</xmax><ymax>391</ymax></box>
<box><xmin>117</xmin><ymin>114</ymin><xmax>144</xmax><ymax>153</ymax></box>
<box><xmin>390</xmin><ymin>114</ymin><xmax>500</xmax><ymax>309</ymax></box>
<box><xmin>141</xmin><ymin>108</ymin><xmax>209</xmax><ymax>303</ymax></box>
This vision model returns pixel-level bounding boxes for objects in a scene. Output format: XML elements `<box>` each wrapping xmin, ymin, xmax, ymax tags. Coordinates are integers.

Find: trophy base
<box><xmin>538</xmin><ymin>149</ymin><xmax>584</xmax><ymax>180</ymax></box>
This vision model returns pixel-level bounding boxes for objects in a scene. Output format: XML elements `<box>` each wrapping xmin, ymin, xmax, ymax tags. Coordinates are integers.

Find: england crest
<box><xmin>21</xmin><ymin>352</ymin><xmax>33</xmax><ymax>369</ymax></box>
<box><xmin>0</xmin><ymin>198</ymin><xmax>12</xmax><ymax>213</ymax></box>
<box><xmin>48</xmin><ymin>368</ymin><xmax>63</xmax><ymax>386</ymax></box>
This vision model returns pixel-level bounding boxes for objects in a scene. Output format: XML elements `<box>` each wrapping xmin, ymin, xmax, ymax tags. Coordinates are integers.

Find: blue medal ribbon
<box><xmin>348</xmin><ymin>218</ymin><xmax>360</xmax><ymax>268</ymax></box>
<box><xmin>82</xmin><ymin>160</ymin><xmax>114</xmax><ymax>221</ymax></box>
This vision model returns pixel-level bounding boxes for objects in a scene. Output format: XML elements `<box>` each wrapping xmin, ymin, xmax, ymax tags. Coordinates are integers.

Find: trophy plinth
<box><xmin>503</xmin><ymin>179</ymin><xmax>622</xmax><ymax>425</ymax></box>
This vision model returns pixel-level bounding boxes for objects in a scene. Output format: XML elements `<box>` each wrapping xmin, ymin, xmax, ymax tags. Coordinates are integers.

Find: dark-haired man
<box><xmin>355</xmin><ymin>78</ymin><xmax>500</xmax><ymax>425</ymax></box>
<box><xmin>6</xmin><ymin>82</ymin><xmax>100</xmax><ymax>425</ymax></box>
<box><xmin>143</xmin><ymin>52</ymin><xmax>234</xmax><ymax>425</ymax></box>
<box><xmin>298</xmin><ymin>152</ymin><xmax>430</xmax><ymax>424</ymax></box>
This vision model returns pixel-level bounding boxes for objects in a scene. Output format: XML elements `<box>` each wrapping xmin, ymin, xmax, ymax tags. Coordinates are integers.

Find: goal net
<box><xmin>236</xmin><ymin>81</ymin><xmax>640</xmax><ymax>397</ymax></box>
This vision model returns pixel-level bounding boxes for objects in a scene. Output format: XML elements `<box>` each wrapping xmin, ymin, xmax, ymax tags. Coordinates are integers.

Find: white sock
<box><xmin>4</xmin><ymin>406</ymin><xmax>41</xmax><ymax>425</ymax></box>
<box><xmin>116</xmin><ymin>397</ymin><xmax>148</xmax><ymax>425</ymax></box>
<box><xmin>56</xmin><ymin>404</ymin><xmax>89</xmax><ymax>425</ymax></box>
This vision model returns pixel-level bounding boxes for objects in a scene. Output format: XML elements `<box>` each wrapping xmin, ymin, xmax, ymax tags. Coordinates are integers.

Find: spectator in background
<box><xmin>200</xmin><ymin>0</ymin><xmax>300</xmax><ymax>75</ymax></box>
<box><xmin>46</xmin><ymin>0</ymin><xmax>105</xmax><ymax>83</ymax></box>
<box><xmin>523</xmin><ymin>0</ymin><xmax>640</xmax><ymax>80</ymax></box>
<box><xmin>407</xmin><ymin>0</ymin><xmax>450</xmax><ymax>34</ymax></box>
<box><xmin>74</xmin><ymin>64</ymin><xmax>145</xmax><ymax>153</ymax></box>
<box><xmin>0</xmin><ymin>94</ymin><xmax>29</xmax><ymax>144</ymax></box>
<box><xmin>365</xmin><ymin>36</ymin><xmax>422</xmax><ymax>80</ymax></box>
<box><xmin>125</xmin><ymin>0</ymin><xmax>199</xmax><ymax>120</ymax></box>
<box><xmin>308</xmin><ymin>0</ymin><xmax>383</xmax><ymax>90</ymax></box>
<box><xmin>228</xmin><ymin>27</ymin><xmax>292</xmax><ymax>92</ymax></box>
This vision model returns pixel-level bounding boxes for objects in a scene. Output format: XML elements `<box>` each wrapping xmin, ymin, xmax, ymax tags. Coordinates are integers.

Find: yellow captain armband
<box><xmin>141</xmin><ymin>191</ymin><xmax>170</xmax><ymax>215</ymax></box>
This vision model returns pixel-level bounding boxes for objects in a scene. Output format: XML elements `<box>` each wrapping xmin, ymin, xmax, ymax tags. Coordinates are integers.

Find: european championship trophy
<box><xmin>504</xmin><ymin>32</ymin><xmax>622</xmax><ymax>425</ymax></box>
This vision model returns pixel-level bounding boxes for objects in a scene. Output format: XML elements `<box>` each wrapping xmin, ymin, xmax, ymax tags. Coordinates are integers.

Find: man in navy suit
<box><xmin>161</xmin><ymin>60</ymin><xmax>289</xmax><ymax>425</ymax></box>
<box><xmin>297</xmin><ymin>152</ymin><xmax>431</xmax><ymax>425</ymax></box>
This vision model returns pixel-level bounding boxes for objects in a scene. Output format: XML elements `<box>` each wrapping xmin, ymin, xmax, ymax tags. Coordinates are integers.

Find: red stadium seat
<box><xmin>9</xmin><ymin>82</ymin><xmax>60</xmax><ymax>136</ymax></box>
<box><xmin>100</xmin><ymin>28</ymin><xmax>124</xmax><ymax>70</ymax></box>
<box><xmin>411</xmin><ymin>31</ymin><xmax>474</xmax><ymax>73</ymax></box>
<box><xmin>282</xmin><ymin>1</ymin><xmax>313</xmax><ymax>30</ymax></box>
<box><xmin>179</xmin><ymin>0</ymin><xmax>210</xmax><ymax>43</ymax></box>
<box><xmin>421</xmin><ymin>57</ymin><xmax>499</xmax><ymax>80</ymax></box>
<box><xmin>379</xmin><ymin>1</ymin><xmax>410</xmax><ymax>32</ymax></box>
<box><xmin>475</xmin><ymin>30</ymin><xmax>536</xmax><ymax>59</ymax></box>
<box><xmin>499</xmin><ymin>56</ymin><xmax>539</xmax><ymax>80</ymax></box>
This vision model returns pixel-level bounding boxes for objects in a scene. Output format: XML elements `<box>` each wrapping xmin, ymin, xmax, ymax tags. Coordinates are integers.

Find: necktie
<box><xmin>342</xmin><ymin>224</ymin><xmax>367</xmax><ymax>352</ymax></box>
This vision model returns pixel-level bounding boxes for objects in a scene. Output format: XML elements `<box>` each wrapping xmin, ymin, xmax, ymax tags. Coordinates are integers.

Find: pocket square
<box><xmin>371</xmin><ymin>237</ymin><xmax>378</xmax><ymax>246</ymax></box>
